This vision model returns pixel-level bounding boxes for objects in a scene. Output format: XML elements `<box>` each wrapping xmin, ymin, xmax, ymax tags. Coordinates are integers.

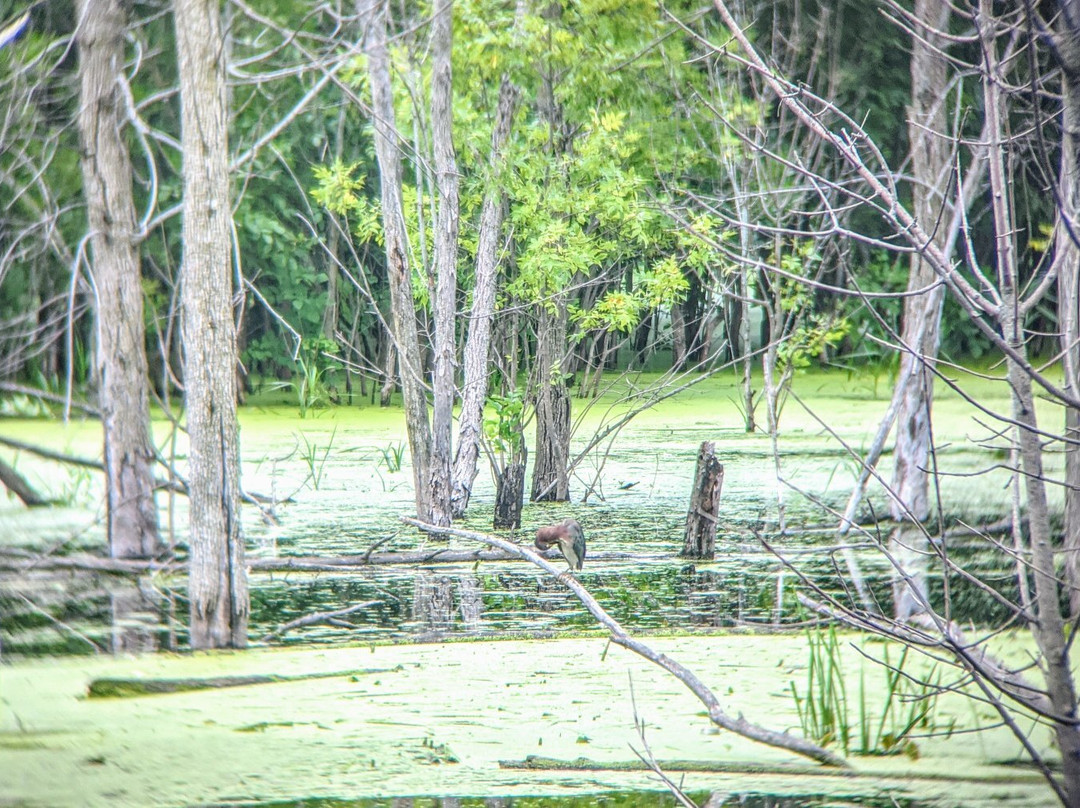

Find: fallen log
<box><xmin>499</xmin><ymin>754</ymin><xmax>846</xmax><ymax>777</ymax></box>
<box><xmin>87</xmin><ymin>665</ymin><xmax>402</xmax><ymax>698</ymax></box>
<box><xmin>500</xmin><ymin>755</ymin><xmax>1043</xmax><ymax>784</ymax></box>
<box><xmin>0</xmin><ymin>549</ymin><xmax>181</xmax><ymax>575</ymax></box>
<box><xmin>0</xmin><ymin>546</ymin><xmax>661</xmax><ymax>575</ymax></box>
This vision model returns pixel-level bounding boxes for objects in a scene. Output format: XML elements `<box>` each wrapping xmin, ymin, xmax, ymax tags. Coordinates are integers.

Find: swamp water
<box><xmin>0</xmin><ymin>371</ymin><xmax>1063</xmax><ymax>806</ymax></box>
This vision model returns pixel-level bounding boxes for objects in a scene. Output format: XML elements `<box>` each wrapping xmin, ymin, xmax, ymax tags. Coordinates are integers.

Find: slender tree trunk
<box><xmin>452</xmin><ymin>76</ymin><xmax>519</xmax><ymax>517</ymax></box>
<box><xmin>76</xmin><ymin>0</ymin><xmax>161</xmax><ymax>559</ymax></box>
<box><xmin>175</xmin><ymin>0</ymin><xmax>248</xmax><ymax>649</ymax></box>
<box><xmin>726</xmin><ymin>159</ymin><xmax>756</xmax><ymax>431</ymax></box>
<box><xmin>361</xmin><ymin>0</ymin><xmax>434</xmax><ymax>520</ymax></box>
<box><xmin>1049</xmin><ymin>0</ymin><xmax>1080</xmax><ymax>618</ymax></box>
<box><xmin>739</xmin><ymin>269</ymin><xmax>754</xmax><ymax>432</ymax></box>
<box><xmin>428</xmin><ymin>0</ymin><xmax>457</xmax><ymax>529</ymax></box>
<box><xmin>980</xmin><ymin>6</ymin><xmax>1080</xmax><ymax>796</ymax></box>
<box><xmin>321</xmin><ymin>106</ymin><xmax>348</xmax><ymax>343</ymax></box>
<box><xmin>888</xmin><ymin>0</ymin><xmax>950</xmax><ymax>621</ymax></box>
<box><xmin>670</xmin><ymin>302</ymin><xmax>686</xmax><ymax>369</ymax></box>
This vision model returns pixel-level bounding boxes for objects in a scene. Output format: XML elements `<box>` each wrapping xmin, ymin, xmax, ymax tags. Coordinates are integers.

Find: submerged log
<box><xmin>499</xmin><ymin>754</ymin><xmax>849</xmax><ymax>777</ymax></box>
<box><xmin>682</xmin><ymin>440</ymin><xmax>724</xmax><ymax>559</ymax></box>
<box><xmin>86</xmin><ymin>666</ymin><xmax>400</xmax><ymax>698</ymax></box>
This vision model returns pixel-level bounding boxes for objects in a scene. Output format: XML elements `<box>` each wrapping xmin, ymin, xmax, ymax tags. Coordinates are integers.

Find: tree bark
<box><xmin>76</xmin><ymin>0</ymin><xmax>161</xmax><ymax>559</ymax></box>
<box><xmin>175</xmin><ymin>0</ymin><xmax>248</xmax><ymax>649</ymax></box>
<box><xmin>670</xmin><ymin>301</ymin><xmax>687</xmax><ymax>369</ymax></box>
<box><xmin>888</xmin><ymin>0</ymin><xmax>951</xmax><ymax>621</ymax></box>
<box><xmin>361</xmin><ymin>0</ymin><xmax>434</xmax><ymax>520</ymax></box>
<box><xmin>682</xmin><ymin>441</ymin><xmax>723</xmax><ymax>559</ymax></box>
<box><xmin>1048</xmin><ymin>0</ymin><xmax>1080</xmax><ymax>618</ymax></box>
<box><xmin>979</xmin><ymin>6</ymin><xmax>1080</xmax><ymax>797</ymax></box>
<box><xmin>428</xmin><ymin>0</ymin><xmax>457</xmax><ymax>529</ymax></box>
<box><xmin>494</xmin><ymin>458</ymin><xmax>526</xmax><ymax>529</ymax></box>
<box><xmin>452</xmin><ymin>76</ymin><xmax>519</xmax><ymax>517</ymax></box>
<box><xmin>530</xmin><ymin>300</ymin><xmax>570</xmax><ymax>501</ymax></box>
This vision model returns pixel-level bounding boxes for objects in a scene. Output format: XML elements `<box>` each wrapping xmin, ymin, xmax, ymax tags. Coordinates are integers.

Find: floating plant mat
<box><xmin>0</xmin><ymin>635</ymin><xmax>1052</xmax><ymax>807</ymax></box>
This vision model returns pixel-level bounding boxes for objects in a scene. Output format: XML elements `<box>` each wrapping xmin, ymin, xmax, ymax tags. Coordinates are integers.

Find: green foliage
<box><xmin>310</xmin><ymin>160</ymin><xmax>382</xmax><ymax>244</ymax></box>
<box><xmin>790</xmin><ymin>628</ymin><xmax>951</xmax><ymax>758</ymax></box>
<box><xmin>779</xmin><ymin>314</ymin><xmax>849</xmax><ymax>370</ymax></box>
<box><xmin>483</xmin><ymin>391</ymin><xmax>526</xmax><ymax>463</ymax></box>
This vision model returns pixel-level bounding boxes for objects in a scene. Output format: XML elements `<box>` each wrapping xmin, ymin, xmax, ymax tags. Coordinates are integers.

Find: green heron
<box><xmin>534</xmin><ymin>518</ymin><xmax>586</xmax><ymax>572</ymax></box>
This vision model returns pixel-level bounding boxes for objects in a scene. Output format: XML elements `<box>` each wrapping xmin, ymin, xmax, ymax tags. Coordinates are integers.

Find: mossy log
<box><xmin>86</xmin><ymin>666</ymin><xmax>401</xmax><ymax>698</ymax></box>
<box><xmin>499</xmin><ymin>754</ymin><xmax>845</xmax><ymax>777</ymax></box>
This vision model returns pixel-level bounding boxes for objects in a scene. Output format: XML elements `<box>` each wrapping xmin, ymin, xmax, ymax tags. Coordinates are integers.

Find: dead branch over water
<box><xmin>403</xmin><ymin>516</ymin><xmax>849</xmax><ymax>769</ymax></box>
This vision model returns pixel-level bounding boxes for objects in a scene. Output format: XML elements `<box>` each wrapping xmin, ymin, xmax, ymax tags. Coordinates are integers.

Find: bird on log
<box><xmin>534</xmin><ymin>518</ymin><xmax>586</xmax><ymax>572</ymax></box>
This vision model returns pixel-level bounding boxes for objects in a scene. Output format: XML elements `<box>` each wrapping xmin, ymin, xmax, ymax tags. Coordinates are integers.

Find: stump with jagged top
<box><xmin>682</xmin><ymin>440</ymin><xmax>723</xmax><ymax>559</ymax></box>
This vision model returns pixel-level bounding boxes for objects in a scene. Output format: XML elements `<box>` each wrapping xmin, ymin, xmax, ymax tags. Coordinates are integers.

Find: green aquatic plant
<box><xmin>297</xmin><ymin>427</ymin><xmax>336</xmax><ymax>491</ymax></box>
<box><xmin>379</xmin><ymin>441</ymin><xmax>405</xmax><ymax>473</ymax></box>
<box><xmin>790</xmin><ymin>627</ymin><xmax>951</xmax><ymax>758</ymax></box>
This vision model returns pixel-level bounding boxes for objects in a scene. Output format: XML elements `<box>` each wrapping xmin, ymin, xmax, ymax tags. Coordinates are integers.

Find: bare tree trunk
<box><xmin>76</xmin><ymin>0</ymin><xmax>161</xmax><ymax>559</ymax></box>
<box><xmin>762</xmin><ymin>238</ymin><xmax>789</xmax><ymax>534</ymax></box>
<box><xmin>888</xmin><ymin>0</ymin><xmax>950</xmax><ymax>622</ymax></box>
<box><xmin>1048</xmin><ymin>1</ymin><xmax>1080</xmax><ymax>618</ymax></box>
<box><xmin>530</xmin><ymin>300</ymin><xmax>570</xmax><ymax>501</ymax></box>
<box><xmin>739</xmin><ymin>268</ymin><xmax>754</xmax><ymax>433</ymax></box>
<box><xmin>361</xmin><ymin>0</ymin><xmax>434</xmax><ymax>520</ymax></box>
<box><xmin>175</xmin><ymin>0</ymin><xmax>248</xmax><ymax>649</ymax></box>
<box><xmin>670</xmin><ymin>302</ymin><xmax>686</xmax><ymax>369</ymax></box>
<box><xmin>321</xmin><ymin>106</ymin><xmax>348</xmax><ymax>343</ymax></box>
<box><xmin>452</xmin><ymin>76</ymin><xmax>519</xmax><ymax>517</ymax></box>
<box><xmin>428</xmin><ymin>0</ymin><xmax>457</xmax><ymax>529</ymax></box>
<box><xmin>980</xmin><ymin>6</ymin><xmax>1080</xmax><ymax>796</ymax></box>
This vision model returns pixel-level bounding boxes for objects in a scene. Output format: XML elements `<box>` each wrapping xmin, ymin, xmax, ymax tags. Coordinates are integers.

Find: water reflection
<box><xmin>108</xmin><ymin>587</ymin><xmax>162</xmax><ymax>654</ymax></box>
<box><xmin>409</xmin><ymin>572</ymin><xmax>484</xmax><ymax>637</ymax></box>
<box><xmin>1</xmin><ymin>541</ymin><xmax>1022</xmax><ymax>656</ymax></box>
<box><xmin>0</xmin><ymin>572</ymin><xmax>173</xmax><ymax>657</ymax></box>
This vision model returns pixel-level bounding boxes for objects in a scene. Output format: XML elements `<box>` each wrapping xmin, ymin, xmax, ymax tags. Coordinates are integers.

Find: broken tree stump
<box><xmin>493</xmin><ymin>459</ymin><xmax>526</xmax><ymax>529</ymax></box>
<box><xmin>681</xmin><ymin>441</ymin><xmax>724</xmax><ymax>559</ymax></box>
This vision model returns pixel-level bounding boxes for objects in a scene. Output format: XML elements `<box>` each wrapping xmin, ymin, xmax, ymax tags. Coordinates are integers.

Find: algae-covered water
<box><xmin>0</xmin><ymin>369</ymin><xmax>1065</xmax><ymax>806</ymax></box>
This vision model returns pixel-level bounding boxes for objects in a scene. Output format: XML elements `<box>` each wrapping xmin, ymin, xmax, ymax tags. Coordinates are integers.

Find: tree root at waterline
<box><xmin>402</xmin><ymin>517</ymin><xmax>849</xmax><ymax>769</ymax></box>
